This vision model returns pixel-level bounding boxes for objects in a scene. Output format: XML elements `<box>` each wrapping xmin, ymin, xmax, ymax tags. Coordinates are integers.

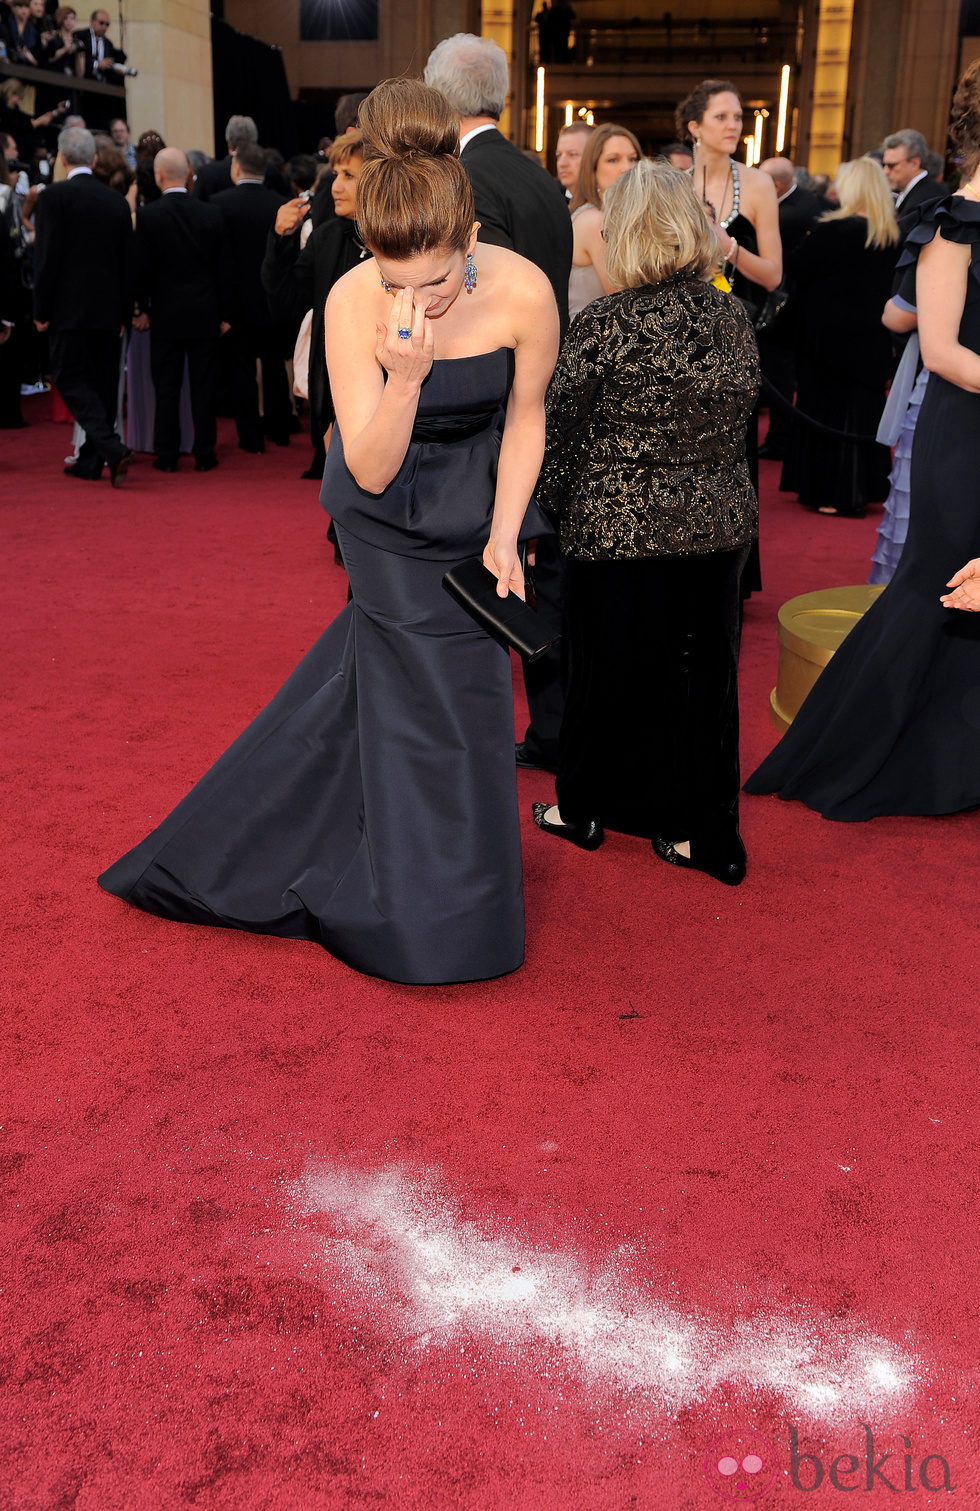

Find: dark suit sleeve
<box><xmin>32</xmin><ymin>185</ymin><xmax>62</xmax><ymax>323</ymax></box>
<box><xmin>463</xmin><ymin>157</ymin><xmax>514</xmax><ymax>251</ymax></box>
<box><xmin>261</xmin><ymin>225</ymin><xmax>313</xmax><ymax>329</ymax></box>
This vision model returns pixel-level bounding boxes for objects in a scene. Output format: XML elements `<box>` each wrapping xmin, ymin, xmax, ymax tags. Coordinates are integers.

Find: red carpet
<box><xmin>3</xmin><ymin>405</ymin><xmax>977</xmax><ymax>1508</ymax></box>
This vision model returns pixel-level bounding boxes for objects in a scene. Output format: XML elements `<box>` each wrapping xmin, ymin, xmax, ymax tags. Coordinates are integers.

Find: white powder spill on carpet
<box><xmin>294</xmin><ymin>1162</ymin><xmax>917</xmax><ymax>1421</ymax></box>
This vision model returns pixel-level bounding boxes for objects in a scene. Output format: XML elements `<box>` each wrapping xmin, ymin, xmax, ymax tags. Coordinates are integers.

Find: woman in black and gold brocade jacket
<box><xmin>531</xmin><ymin>159</ymin><xmax>760</xmax><ymax>886</ymax></box>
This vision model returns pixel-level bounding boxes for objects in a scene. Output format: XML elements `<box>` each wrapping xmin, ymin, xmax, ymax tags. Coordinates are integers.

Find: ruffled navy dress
<box><xmin>100</xmin><ymin>350</ymin><xmax>544</xmax><ymax>983</ymax></box>
<box><xmin>745</xmin><ymin>198</ymin><xmax>980</xmax><ymax>819</ymax></box>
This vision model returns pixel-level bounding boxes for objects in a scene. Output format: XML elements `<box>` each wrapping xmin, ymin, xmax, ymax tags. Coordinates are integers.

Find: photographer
<box><xmin>1</xmin><ymin>0</ymin><xmax>40</xmax><ymax>65</ymax></box>
<box><xmin>0</xmin><ymin>80</ymin><xmax>70</xmax><ymax>155</ymax></box>
<box><xmin>43</xmin><ymin>7</ymin><xmax>83</xmax><ymax>75</ymax></box>
<box><xmin>74</xmin><ymin>10</ymin><xmax>132</xmax><ymax>77</ymax></box>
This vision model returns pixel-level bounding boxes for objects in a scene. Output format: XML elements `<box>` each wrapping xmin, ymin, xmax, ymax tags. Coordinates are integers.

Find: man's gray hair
<box><xmin>424</xmin><ymin>33</ymin><xmax>509</xmax><ymax>120</ymax></box>
<box><xmin>883</xmin><ymin>128</ymin><xmax>929</xmax><ymax>165</ymax></box>
<box><xmin>58</xmin><ymin>125</ymin><xmax>96</xmax><ymax>167</ymax></box>
<box><xmin>225</xmin><ymin>114</ymin><xmax>258</xmax><ymax>151</ymax></box>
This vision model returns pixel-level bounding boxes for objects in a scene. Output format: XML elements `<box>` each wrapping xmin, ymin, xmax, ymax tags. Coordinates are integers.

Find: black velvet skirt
<box><xmin>555</xmin><ymin>546</ymin><xmax>750</xmax><ymax>847</ymax></box>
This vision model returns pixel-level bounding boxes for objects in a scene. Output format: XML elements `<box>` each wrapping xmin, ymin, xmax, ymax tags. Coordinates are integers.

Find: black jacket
<box><xmin>212</xmin><ymin>181</ymin><xmax>285</xmax><ymax>327</ymax></box>
<box><xmin>194</xmin><ymin>154</ymin><xmax>289</xmax><ymax>203</ymax></box>
<box><xmin>788</xmin><ymin>216</ymin><xmax>898</xmax><ymax>379</ymax></box>
<box><xmin>777</xmin><ymin>184</ymin><xmax>825</xmax><ymax>258</ymax></box>
<box><xmin>896</xmin><ymin>175</ymin><xmax>948</xmax><ymax>222</ymax></box>
<box><xmin>134</xmin><ymin>190</ymin><xmax>223</xmax><ymax>337</ymax></box>
<box><xmin>33</xmin><ymin>171</ymin><xmax>133</xmax><ymax>329</ymax></box>
<box><xmin>73</xmin><ymin>26</ymin><xmax>126</xmax><ymax>77</ymax></box>
<box><xmin>461</xmin><ymin>128</ymin><xmax>572</xmax><ymax>332</ymax></box>
<box><xmin>262</xmin><ymin>213</ymin><xmax>369</xmax><ymax>440</ymax></box>
<box><xmin>538</xmin><ymin>280</ymin><xmax>759</xmax><ymax>561</ymax></box>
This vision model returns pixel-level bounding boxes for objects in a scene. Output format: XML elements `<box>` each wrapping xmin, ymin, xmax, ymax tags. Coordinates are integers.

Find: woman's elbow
<box><xmin>761</xmin><ymin>264</ymin><xmax>782</xmax><ymax>293</ymax></box>
<box><xmin>349</xmin><ymin>470</ymin><xmax>389</xmax><ymax>495</ymax></box>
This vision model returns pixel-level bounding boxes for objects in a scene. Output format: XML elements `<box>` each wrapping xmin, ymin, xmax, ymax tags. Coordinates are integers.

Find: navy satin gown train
<box><xmin>100</xmin><ymin>349</ymin><xmax>542</xmax><ymax>984</ymax></box>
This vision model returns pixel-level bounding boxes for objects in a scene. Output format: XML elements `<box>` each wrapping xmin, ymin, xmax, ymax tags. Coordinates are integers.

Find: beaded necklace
<box><xmin>690</xmin><ymin>157</ymin><xmax>741</xmax><ymax>230</ymax></box>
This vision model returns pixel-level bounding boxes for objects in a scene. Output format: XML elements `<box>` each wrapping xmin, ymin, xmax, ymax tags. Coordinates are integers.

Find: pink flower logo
<box><xmin>704</xmin><ymin>1429</ymin><xmax>779</xmax><ymax>1501</ymax></box>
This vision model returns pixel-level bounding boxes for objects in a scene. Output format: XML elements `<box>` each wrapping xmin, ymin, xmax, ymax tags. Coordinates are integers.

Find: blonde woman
<box><xmin>533</xmin><ymin>161</ymin><xmax>759</xmax><ymax>884</ymax></box>
<box><xmin>567</xmin><ymin>122</ymin><xmax>640</xmax><ymax>318</ymax></box>
<box><xmin>780</xmin><ymin>156</ymin><xmax>900</xmax><ymax>516</ymax></box>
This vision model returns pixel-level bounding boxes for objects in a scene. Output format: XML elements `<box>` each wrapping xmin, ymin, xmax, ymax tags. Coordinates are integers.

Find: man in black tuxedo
<box><xmin>193</xmin><ymin>115</ymin><xmax>286</xmax><ymax>202</ymax></box>
<box><xmin>74</xmin><ymin>9</ymin><xmax>128</xmax><ymax>77</ymax></box>
<box><xmin>133</xmin><ymin>147</ymin><xmax>224</xmax><ymax>472</ymax></box>
<box><xmin>882</xmin><ymin>129</ymin><xmax>948</xmax><ymax>218</ymax></box>
<box><xmin>73</xmin><ymin>9</ymin><xmax>129</xmax><ymax>127</ymax></box>
<box><xmin>424</xmin><ymin>32</ymin><xmax>574</xmax><ymax>772</ymax></box>
<box><xmin>424</xmin><ymin>32</ymin><xmax>572</xmax><ymax>333</ymax></box>
<box><xmin>758</xmin><ymin>157</ymin><xmax>826</xmax><ymax>460</ymax></box>
<box><xmin>212</xmin><ymin>139</ymin><xmax>289</xmax><ymax>453</ymax></box>
<box><xmin>33</xmin><ymin>124</ymin><xmax>133</xmax><ymax>483</ymax></box>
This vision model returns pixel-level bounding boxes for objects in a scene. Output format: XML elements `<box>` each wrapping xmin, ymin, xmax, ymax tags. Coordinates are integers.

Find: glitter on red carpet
<box><xmin>2</xmin><ymin>404</ymin><xmax>977</xmax><ymax>1508</ymax></box>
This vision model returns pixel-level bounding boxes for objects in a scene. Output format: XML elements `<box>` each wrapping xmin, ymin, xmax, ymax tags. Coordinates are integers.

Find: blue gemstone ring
<box><xmin>397</xmin><ymin>327</ymin><xmax>412</xmax><ymax>339</ymax></box>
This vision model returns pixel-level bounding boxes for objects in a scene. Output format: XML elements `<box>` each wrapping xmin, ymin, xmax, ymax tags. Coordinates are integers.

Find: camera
<box><xmin>111</xmin><ymin>62</ymin><xmax>138</xmax><ymax>77</ymax></box>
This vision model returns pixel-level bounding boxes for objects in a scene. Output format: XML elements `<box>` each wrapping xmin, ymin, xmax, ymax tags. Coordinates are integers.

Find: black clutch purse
<box><xmin>442</xmin><ymin>557</ymin><xmax>561</xmax><ymax>662</ymax></box>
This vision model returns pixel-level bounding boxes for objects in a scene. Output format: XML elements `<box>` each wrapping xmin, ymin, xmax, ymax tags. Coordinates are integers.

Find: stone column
<box><xmin>116</xmin><ymin>0</ymin><xmax>214</xmax><ymax>152</ymax></box>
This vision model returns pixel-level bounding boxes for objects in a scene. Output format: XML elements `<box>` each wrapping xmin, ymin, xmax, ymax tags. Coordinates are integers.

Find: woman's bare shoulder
<box><xmin>479</xmin><ymin>242</ymin><xmax>555</xmax><ymax>300</ymax></box>
<box><xmin>739</xmin><ymin>164</ymin><xmax>778</xmax><ymax>201</ymax></box>
<box><xmin>327</xmin><ymin>257</ymin><xmax>379</xmax><ymax>306</ymax></box>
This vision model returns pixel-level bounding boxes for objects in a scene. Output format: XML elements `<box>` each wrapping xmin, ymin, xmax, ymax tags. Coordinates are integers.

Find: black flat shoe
<box><xmin>153</xmin><ymin>456</ymin><xmax>178</xmax><ymax>472</ymax></box>
<box><xmin>652</xmin><ymin>836</ymin><xmax>746</xmax><ymax>887</ymax></box>
<box><xmin>531</xmin><ymin>801</ymin><xmax>603</xmax><ymax>851</ymax></box>
<box><xmin>195</xmin><ymin>453</ymin><xmax>218</xmax><ymax>473</ymax></box>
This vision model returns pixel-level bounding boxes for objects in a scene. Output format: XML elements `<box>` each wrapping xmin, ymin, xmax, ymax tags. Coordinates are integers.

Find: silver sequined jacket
<box><xmin>536</xmin><ymin>276</ymin><xmax>760</xmax><ymax>560</ymax></box>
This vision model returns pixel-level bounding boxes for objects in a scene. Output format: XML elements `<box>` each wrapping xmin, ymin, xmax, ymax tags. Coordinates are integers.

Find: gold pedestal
<box><xmin>769</xmin><ymin>585</ymin><xmax>885</xmax><ymax>733</ymax></box>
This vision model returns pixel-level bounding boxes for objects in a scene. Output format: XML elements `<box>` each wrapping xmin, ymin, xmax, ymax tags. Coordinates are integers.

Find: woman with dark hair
<box><xmin>566</xmin><ymin>122</ymin><xmax>640</xmax><ymax>318</ymax></box>
<box><xmin>99</xmin><ymin>78</ymin><xmax>560</xmax><ymax>984</ymax></box>
<box><xmin>532</xmin><ymin>160</ymin><xmax>759</xmax><ymax>885</ymax></box>
<box><xmin>92</xmin><ymin>132</ymin><xmax>132</xmax><ymax>196</ymax></box>
<box><xmin>745</xmin><ymin>60</ymin><xmax>980</xmax><ymax>819</ymax></box>
<box><xmin>676</xmin><ymin>79</ymin><xmax>781</xmax><ymax>317</ymax></box>
<box><xmin>129</xmin><ymin>130</ymin><xmax>165</xmax><ymax>211</ymax></box>
<box><xmin>1</xmin><ymin>0</ymin><xmax>39</xmax><ymax>64</ymax></box>
<box><xmin>677</xmin><ymin>79</ymin><xmax>780</xmax><ymax>594</ymax></box>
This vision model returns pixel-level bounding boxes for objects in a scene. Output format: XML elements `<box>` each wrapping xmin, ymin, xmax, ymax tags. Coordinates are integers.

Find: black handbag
<box><xmin>738</xmin><ymin>285</ymin><xmax>790</xmax><ymax>333</ymax></box>
<box><xmin>442</xmin><ymin>557</ymin><xmax>561</xmax><ymax>662</ymax></box>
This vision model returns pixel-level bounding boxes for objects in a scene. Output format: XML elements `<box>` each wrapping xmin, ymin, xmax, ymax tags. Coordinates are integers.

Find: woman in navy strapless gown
<box><xmin>98</xmin><ymin>79</ymin><xmax>560</xmax><ymax>983</ymax></box>
<box><xmin>745</xmin><ymin>64</ymin><xmax>980</xmax><ymax>820</ymax></box>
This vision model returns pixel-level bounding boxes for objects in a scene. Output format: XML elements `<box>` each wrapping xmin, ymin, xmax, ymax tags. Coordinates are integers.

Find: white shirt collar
<box><xmin>67</xmin><ymin>166</ymin><xmax>93</xmax><ymax>178</ymax></box>
<box><xmin>894</xmin><ymin>169</ymin><xmax>928</xmax><ymax>208</ymax></box>
<box><xmin>459</xmin><ymin>122</ymin><xmax>498</xmax><ymax>152</ymax></box>
<box><xmin>779</xmin><ymin>181</ymin><xmax>798</xmax><ymax>201</ymax></box>
<box><xmin>163</xmin><ymin>185</ymin><xmax>188</xmax><ymax>193</ymax></box>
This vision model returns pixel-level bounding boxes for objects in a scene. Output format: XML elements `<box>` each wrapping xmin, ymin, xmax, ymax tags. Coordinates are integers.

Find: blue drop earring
<box><xmin>464</xmin><ymin>252</ymin><xmax>477</xmax><ymax>294</ymax></box>
<box><xmin>379</xmin><ymin>270</ymin><xmax>392</xmax><ymax>293</ymax></box>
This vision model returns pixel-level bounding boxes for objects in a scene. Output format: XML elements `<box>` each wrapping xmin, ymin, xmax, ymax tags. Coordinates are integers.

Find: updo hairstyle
<box><xmin>356</xmin><ymin>78</ymin><xmax>475</xmax><ymax>260</ymax></box>
<box><xmin>675</xmin><ymin>79</ymin><xmax>742</xmax><ymax>143</ymax></box>
<box><xmin>950</xmin><ymin>59</ymin><xmax>980</xmax><ymax>179</ymax></box>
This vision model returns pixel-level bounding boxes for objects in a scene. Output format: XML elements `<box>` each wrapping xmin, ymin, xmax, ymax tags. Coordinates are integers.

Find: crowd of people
<box><xmin>3</xmin><ymin>25</ymin><xmax>977</xmax><ymax>982</ymax></box>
